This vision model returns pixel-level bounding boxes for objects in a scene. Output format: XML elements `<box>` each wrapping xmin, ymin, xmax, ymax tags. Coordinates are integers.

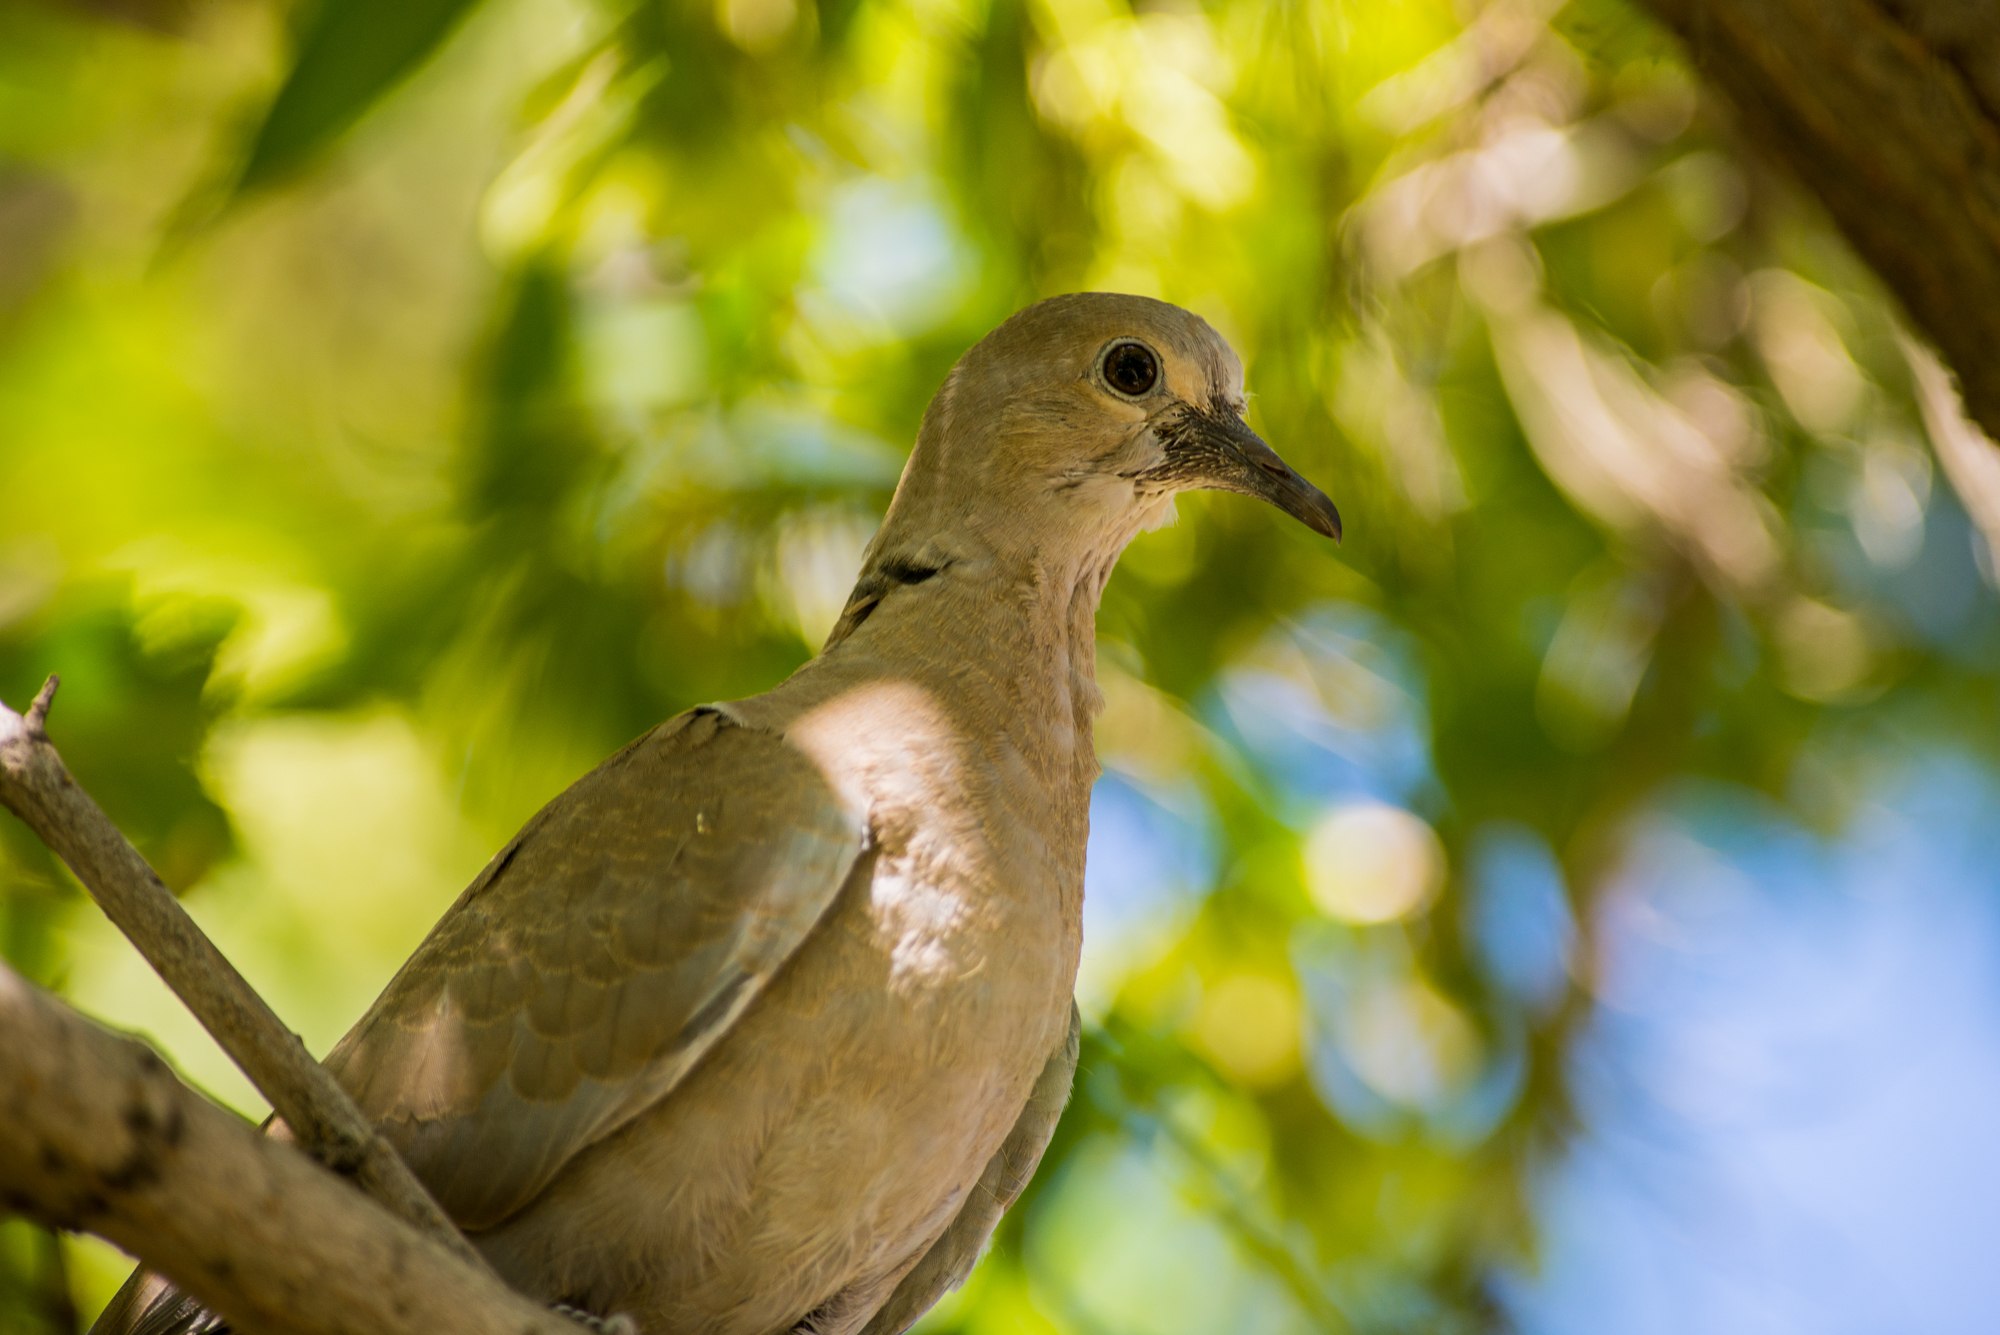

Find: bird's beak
<box><xmin>1169</xmin><ymin>403</ymin><xmax>1343</xmax><ymax>543</ymax></box>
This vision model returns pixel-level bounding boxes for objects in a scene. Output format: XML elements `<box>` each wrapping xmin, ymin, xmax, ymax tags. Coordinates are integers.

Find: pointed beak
<box><xmin>1172</xmin><ymin>404</ymin><xmax>1342</xmax><ymax>543</ymax></box>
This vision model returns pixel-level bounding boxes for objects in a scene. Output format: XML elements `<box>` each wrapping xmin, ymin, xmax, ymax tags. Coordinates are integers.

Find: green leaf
<box><xmin>234</xmin><ymin>0</ymin><xmax>484</xmax><ymax>194</ymax></box>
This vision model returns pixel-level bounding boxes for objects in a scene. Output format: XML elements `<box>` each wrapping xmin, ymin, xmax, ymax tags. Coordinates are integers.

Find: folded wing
<box><xmin>325</xmin><ymin>706</ymin><xmax>868</xmax><ymax>1231</ymax></box>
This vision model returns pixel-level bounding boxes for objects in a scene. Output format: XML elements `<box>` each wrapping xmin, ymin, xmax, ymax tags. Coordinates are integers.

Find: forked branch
<box><xmin>0</xmin><ymin>960</ymin><xmax>574</xmax><ymax>1335</ymax></box>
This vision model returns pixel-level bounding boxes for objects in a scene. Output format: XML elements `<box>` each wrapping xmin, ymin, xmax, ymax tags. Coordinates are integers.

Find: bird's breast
<box><xmin>774</xmin><ymin>668</ymin><xmax>1086</xmax><ymax>1008</ymax></box>
<box><xmin>860</xmin><ymin>765</ymin><xmax>1079</xmax><ymax>989</ymax></box>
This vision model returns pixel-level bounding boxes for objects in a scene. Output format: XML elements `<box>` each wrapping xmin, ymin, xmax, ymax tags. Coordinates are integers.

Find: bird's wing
<box><xmin>323</xmin><ymin>705</ymin><xmax>868</xmax><ymax>1231</ymax></box>
<box><xmin>87</xmin><ymin>1269</ymin><xmax>222</xmax><ymax>1335</ymax></box>
<box><xmin>859</xmin><ymin>1002</ymin><xmax>1081</xmax><ymax>1335</ymax></box>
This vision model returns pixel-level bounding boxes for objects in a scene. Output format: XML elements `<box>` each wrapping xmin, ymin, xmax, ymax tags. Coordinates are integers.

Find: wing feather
<box><xmin>322</xmin><ymin>706</ymin><xmax>866</xmax><ymax>1230</ymax></box>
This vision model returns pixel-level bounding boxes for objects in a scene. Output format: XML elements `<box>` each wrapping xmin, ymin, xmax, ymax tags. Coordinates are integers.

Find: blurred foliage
<box><xmin>2</xmin><ymin>0</ymin><xmax>1998</xmax><ymax>1331</ymax></box>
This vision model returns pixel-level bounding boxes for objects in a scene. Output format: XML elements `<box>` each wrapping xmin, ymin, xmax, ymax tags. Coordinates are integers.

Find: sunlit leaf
<box><xmin>234</xmin><ymin>0</ymin><xmax>485</xmax><ymax>193</ymax></box>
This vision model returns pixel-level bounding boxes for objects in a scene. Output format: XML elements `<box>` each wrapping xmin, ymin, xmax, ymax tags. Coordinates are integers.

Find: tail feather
<box><xmin>89</xmin><ymin>1268</ymin><xmax>228</xmax><ymax>1335</ymax></box>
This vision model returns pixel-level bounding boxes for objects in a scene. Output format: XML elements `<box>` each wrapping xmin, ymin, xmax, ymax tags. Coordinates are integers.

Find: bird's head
<box><xmin>877</xmin><ymin>293</ymin><xmax>1340</xmax><ymax>577</ymax></box>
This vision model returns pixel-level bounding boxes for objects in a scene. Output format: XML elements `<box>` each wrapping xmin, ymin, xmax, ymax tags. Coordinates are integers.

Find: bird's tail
<box><xmin>88</xmin><ymin>1267</ymin><xmax>228</xmax><ymax>1335</ymax></box>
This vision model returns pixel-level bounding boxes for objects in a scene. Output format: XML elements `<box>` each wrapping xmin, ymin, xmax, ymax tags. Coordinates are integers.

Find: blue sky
<box><xmin>1507</xmin><ymin>756</ymin><xmax>2000</xmax><ymax>1335</ymax></box>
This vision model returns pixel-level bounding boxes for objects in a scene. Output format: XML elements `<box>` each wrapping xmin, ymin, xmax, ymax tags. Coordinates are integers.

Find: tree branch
<box><xmin>1636</xmin><ymin>0</ymin><xmax>2000</xmax><ymax>444</ymax></box>
<box><xmin>0</xmin><ymin>678</ymin><xmax>480</xmax><ymax>1267</ymax></box>
<box><xmin>0</xmin><ymin>961</ymin><xmax>574</xmax><ymax>1335</ymax></box>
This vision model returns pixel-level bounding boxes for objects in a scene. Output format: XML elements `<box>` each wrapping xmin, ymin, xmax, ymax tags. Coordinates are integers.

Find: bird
<box><xmin>92</xmin><ymin>292</ymin><xmax>1341</xmax><ymax>1335</ymax></box>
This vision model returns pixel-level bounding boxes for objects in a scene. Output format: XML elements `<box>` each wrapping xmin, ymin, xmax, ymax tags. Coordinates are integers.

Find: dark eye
<box><xmin>1101</xmin><ymin>341</ymin><xmax>1161</xmax><ymax>398</ymax></box>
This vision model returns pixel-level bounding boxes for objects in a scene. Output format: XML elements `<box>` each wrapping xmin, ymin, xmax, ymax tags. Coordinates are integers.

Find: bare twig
<box><xmin>0</xmin><ymin>678</ymin><xmax>482</xmax><ymax>1268</ymax></box>
<box><xmin>0</xmin><ymin>961</ymin><xmax>574</xmax><ymax>1335</ymax></box>
<box><xmin>23</xmin><ymin>675</ymin><xmax>57</xmax><ymax>735</ymax></box>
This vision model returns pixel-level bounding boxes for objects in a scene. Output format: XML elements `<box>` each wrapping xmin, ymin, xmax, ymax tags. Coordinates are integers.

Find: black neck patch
<box><xmin>823</xmin><ymin>552</ymin><xmax>955</xmax><ymax>649</ymax></box>
<box><xmin>878</xmin><ymin>554</ymin><xmax>950</xmax><ymax>587</ymax></box>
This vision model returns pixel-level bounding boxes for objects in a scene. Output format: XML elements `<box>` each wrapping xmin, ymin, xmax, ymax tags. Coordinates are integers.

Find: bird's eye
<box><xmin>1100</xmin><ymin>341</ymin><xmax>1161</xmax><ymax>398</ymax></box>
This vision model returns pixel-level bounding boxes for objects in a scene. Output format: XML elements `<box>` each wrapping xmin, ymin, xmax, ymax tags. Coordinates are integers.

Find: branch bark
<box><xmin>0</xmin><ymin>960</ymin><xmax>574</xmax><ymax>1335</ymax></box>
<box><xmin>1636</xmin><ymin>0</ymin><xmax>2000</xmax><ymax>444</ymax></box>
<box><xmin>0</xmin><ymin>680</ymin><xmax>482</xmax><ymax>1264</ymax></box>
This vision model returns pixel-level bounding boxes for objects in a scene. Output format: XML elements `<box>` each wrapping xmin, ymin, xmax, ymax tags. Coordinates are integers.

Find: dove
<box><xmin>94</xmin><ymin>292</ymin><xmax>1339</xmax><ymax>1335</ymax></box>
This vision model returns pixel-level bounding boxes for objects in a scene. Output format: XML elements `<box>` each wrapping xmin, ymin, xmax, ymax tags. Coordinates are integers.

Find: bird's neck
<box><xmin>821</xmin><ymin>539</ymin><xmax>1120</xmax><ymax>798</ymax></box>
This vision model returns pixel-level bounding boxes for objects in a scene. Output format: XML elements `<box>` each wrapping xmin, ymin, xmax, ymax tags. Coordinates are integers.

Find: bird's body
<box><xmin>94</xmin><ymin>294</ymin><xmax>1338</xmax><ymax>1335</ymax></box>
<box><xmin>441</xmin><ymin>574</ymin><xmax>1101</xmax><ymax>1331</ymax></box>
